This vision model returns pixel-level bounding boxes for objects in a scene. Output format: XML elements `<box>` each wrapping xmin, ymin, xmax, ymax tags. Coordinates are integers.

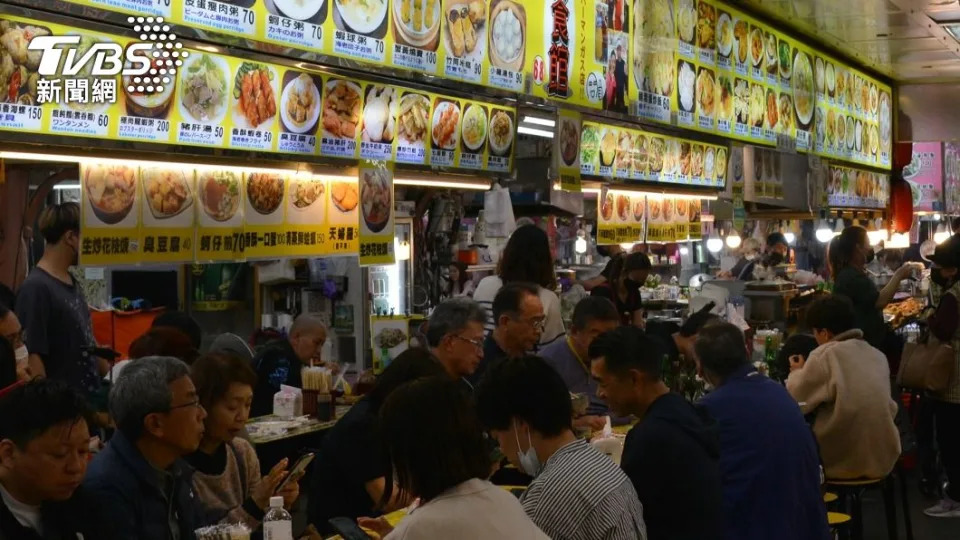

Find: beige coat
<box><xmin>786</xmin><ymin>330</ymin><xmax>900</xmax><ymax>480</ymax></box>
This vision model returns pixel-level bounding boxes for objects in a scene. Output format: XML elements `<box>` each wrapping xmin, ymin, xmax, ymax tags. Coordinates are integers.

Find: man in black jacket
<box><xmin>589</xmin><ymin>326</ymin><xmax>723</xmax><ymax>540</ymax></box>
<box><xmin>0</xmin><ymin>379</ymin><xmax>102</xmax><ymax>540</ymax></box>
<box><xmin>251</xmin><ymin>314</ymin><xmax>329</xmax><ymax>417</ymax></box>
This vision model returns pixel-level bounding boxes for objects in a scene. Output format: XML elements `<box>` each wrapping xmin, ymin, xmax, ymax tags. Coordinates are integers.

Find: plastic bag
<box><xmin>483</xmin><ymin>184</ymin><xmax>515</xmax><ymax>238</ymax></box>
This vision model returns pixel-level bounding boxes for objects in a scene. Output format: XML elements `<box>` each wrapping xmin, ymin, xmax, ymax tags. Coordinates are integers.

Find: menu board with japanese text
<box><xmin>0</xmin><ymin>12</ymin><xmax>515</xmax><ymax>174</ymax></box>
<box><xmin>825</xmin><ymin>165</ymin><xmax>889</xmax><ymax>210</ymax></box>
<box><xmin>596</xmin><ymin>187</ymin><xmax>646</xmax><ymax>245</ymax></box>
<box><xmin>579</xmin><ymin>120</ymin><xmax>727</xmax><ymax>189</ymax></box>
<box><xmin>78</xmin><ymin>161</ymin><xmax>366</xmax><ymax>265</ymax></box>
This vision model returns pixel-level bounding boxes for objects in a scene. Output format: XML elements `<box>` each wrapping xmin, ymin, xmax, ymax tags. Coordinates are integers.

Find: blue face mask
<box><xmin>514</xmin><ymin>421</ymin><xmax>540</xmax><ymax>477</ymax></box>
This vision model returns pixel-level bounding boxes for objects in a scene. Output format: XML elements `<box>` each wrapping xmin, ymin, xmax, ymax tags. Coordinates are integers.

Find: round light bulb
<box><xmin>725</xmin><ymin>231</ymin><xmax>742</xmax><ymax>249</ymax></box>
<box><xmin>620</xmin><ymin>242</ymin><xmax>634</xmax><ymax>251</ymax></box>
<box><xmin>574</xmin><ymin>237</ymin><xmax>588</xmax><ymax>254</ymax></box>
<box><xmin>784</xmin><ymin>231</ymin><xmax>796</xmax><ymax>244</ymax></box>
<box><xmin>934</xmin><ymin>224</ymin><xmax>950</xmax><ymax>245</ymax></box>
<box><xmin>815</xmin><ymin>221</ymin><xmax>834</xmax><ymax>243</ymax></box>
<box><xmin>679</xmin><ymin>246</ymin><xmax>690</xmax><ymax>256</ymax></box>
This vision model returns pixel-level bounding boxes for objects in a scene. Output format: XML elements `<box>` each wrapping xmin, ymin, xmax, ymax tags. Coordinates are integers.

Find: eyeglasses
<box><xmin>519</xmin><ymin>317</ymin><xmax>546</xmax><ymax>331</ymax></box>
<box><xmin>451</xmin><ymin>335</ymin><xmax>484</xmax><ymax>349</ymax></box>
<box><xmin>167</xmin><ymin>399</ymin><xmax>202</xmax><ymax>412</ymax></box>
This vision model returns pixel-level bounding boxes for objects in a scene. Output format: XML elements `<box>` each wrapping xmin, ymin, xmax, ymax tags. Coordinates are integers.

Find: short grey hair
<box><xmin>290</xmin><ymin>313</ymin><xmax>326</xmax><ymax>337</ymax></box>
<box><xmin>110</xmin><ymin>356</ymin><xmax>191</xmax><ymax>441</ymax></box>
<box><xmin>426</xmin><ymin>298</ymin><xmax>487</xmax><ymax>347</ymax></box>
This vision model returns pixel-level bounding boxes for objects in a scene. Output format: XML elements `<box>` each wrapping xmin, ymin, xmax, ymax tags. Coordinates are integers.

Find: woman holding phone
<box><xmin>187</xmin><ymin>352</ymin><xmax>301</xmax><ymax>529</ymax></box>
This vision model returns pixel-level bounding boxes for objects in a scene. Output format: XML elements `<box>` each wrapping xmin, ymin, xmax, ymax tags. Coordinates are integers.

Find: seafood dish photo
<box><xmin>559</xmin><ymin>117</ymin><xmax>579</xmax><ymax>166</ymax></box>
<box><xmin>662</xmin><ymin>198</ymin><xmax>674</xmax><ymax>222</ymax></box>
<box><xmin>323</xmin><ymin>79</ymin><xmax>362</xmax><ymax>139</ymax></box>
<box><xmin>675</xmin><ymin>199</ymin><xmax>688</xmax><ymax>219</ymax></box>
<box><xmin>281</xmin><ymin>73</ymin><xmax>321</xmax><ymax>134</ymax></box>
<box><xmin>180</xmin><ymin>54</ymin><xmax>228</xmax><ymax>124</ymax></box>
<box><xmin>199</xmin><ymin>171</ymin><xmax>242</xmax><ymax>222</ymax></box>
<box><xmin>648</xmin><ymin>198</ymin><xmax>662</xmax><ymax>221</ymax></box>
<box><xmin>397</xmin><ymin>92</ymin><xmax>431</xmax><ymax>145</ymax></box>
<box><xmin>696</xmin><ymin>1</ymin><xmax>715</xmax><ymax>50</ymax></box>
<box><xmin>697</xmin><ymin>67</ymin><xmax>715</xmax><ymax>118</ymax></box>
<box><xmin>446</xmin><ymin>2</ymin><xmax>487</xmax><ymax>60</ymax></box>
<box><xmin>394</xmin><ymin>0</ymin><xmax>442</xmax><ymax>49</ymax></box>
<box><xmin>233</xmin><ymin>63</ymin><xmax>277</xmax><ymax>129</ymax></box>
<box><xmin>765</xmin><ymin>88</ymin><xmax>778</xmax><ymax>130</ymax></box>
<box><xmin>335</xmin><ymin>0</ymin><xmax>388</xmax><ymax>34</ymax></box>
<box><xmin>489</xmin><ymin>109</ymin><xmax>514</xmax><ymax>156</ymax></box>
<box><xmin>143</xmin><ymin>168</ymin><xmax>193</xmax><ymax>219</ymax></box>
<box><xmin>247</xmin><ymin>173</ymin><xmax>285</xmax><ymax>215</ymax></box>
<box><xmin>361</xmin><ymin>85</ymin><xmax>397</xmax><ymax>144</ymax></box>
<box><xmin>461</xmin><ymin>103</ymin><xmax>488</xmax><ymax>152</ymax></box>
<box><xmin>634</xmin><ymin>0</ymin><xmax>674</xmax><ymax>97</ymax></box>
<box><xmin>0</xmin><ymin>19</ymin><xmax>49</xmax><ymax>105</ymax></box>
<box><xmin>490</xmin><ymin>0</ymin><xmax>524</xmax><ymax>71</ymax></box>
<box><xmin>85</xmin><ymin>165</ymin><xmax>137</xmax><ymax>225</ymax></box>
<box><xmin>123</xmin><ymin>50</ymin><xmax>175</xmax><ymax>119</ymax></box>
<box><xmin>289</xmin><ymin>177</ymin><xmax>325</xmax><ymax>210</ymax></box>
<box><xmin>600</xmin><ymin>192</ymin><xmax>614</xmax><ymax>221</ymax></box>
<box><xmin>361</xmin><ymin>169</ymin><xmax>392</xmax><ymax>232</ymax></box>
<box><xmin>331</xmin><ymin>181</ymin><xmax>359</xmax><ymax>213</ymax></box>
<box><xmin>431</xmin><ymin>100</ymin><xmax>461</xmax><ymax>150</ymax></box>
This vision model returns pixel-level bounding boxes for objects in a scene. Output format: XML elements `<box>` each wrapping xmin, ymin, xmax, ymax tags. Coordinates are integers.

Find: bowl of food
<box><xmin>198</xmin><ymin>170</ymin><xmax>242</xmax><ymax>222</ymax></box>
<box><xmin>461</xmin><ymin>103</ymin><xmax>488</xmax><ymax>152</ymax></box>
<box><xmin>143</xmin><ymin>168</ymin><xmax>192</xmax><ymax>219</ymax></box>
<box><xmin>274</xmin><ymin>0</ymin><xmax>326</xmax><ymax>21</ymax></box>
<box><xmin>247</xmin><ymin>173</ymin><xmax>284</xmax><ymax>215</ymax></box>
<box><xmin>360</xmin><ymin>169</ymin><xmax>391</xmax><ymax>233</ymax></box>
<box><xmin>289</xmin><ymin>177</ymin><xmax>325</xmax><ymax>211</ymax></box>
<box><xmin>393</xmin><ymin>0</ymin><xmax>441</xmax><ymax>47</ymax></box>
<box><xmin>123</xmin><ymin>53</ymin><xmax>175</xmax><ymax>119</ymax></box>
<box><xmin>179</xmin><ymin>53</ymin><xmax>229</xmax><ymax>124</ymax></box>
<box><xmin>489</xmin><ymin>0</ymin><xmax>525</xmax><ymax>71</ymax></box>
<box><xmin>559</xmin><ymin>117</ymin><xmax>579</xmax><ymax>166</ymax></box>
<box><xmin>280</xmin><ymin>73</ymin><xmax>321</xmax><ymax>134</ymax></box>
<box><xmin>84</xmin><ymin>165</ymin><xmax>137</xmax><ymax>225</ymax></box>
<box><xmin>335</xmin><ymin>0</ymin><xmax>388</xmax><ymax>34</ymax></box>
<box><xmin>488</xmin><ymin>110</ymin><xmax>514</xmax><ymax>156</ymax></box>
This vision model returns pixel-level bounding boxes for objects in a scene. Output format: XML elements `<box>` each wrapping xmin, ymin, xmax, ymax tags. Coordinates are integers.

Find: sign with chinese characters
<box><xmin>139</xmin><ymin>166</ymin><xmax>196</xmax><ymax>263</ymax></box>
<box><xmin>945</xmin><ymin>143</ymin><xmax>960</xmax><ymax>216</ymax></box>
<box><xmin>358</xmin><ymin>161</ymin><xmax>396</xmax><ymax>266</ymax></box>
<box><xmin>554</xmin><ymin>109</ymin><xmax>582</xmax><ymax>192</ymax></box>
<box><xmin>79</xmin><ymin>163</ymin><xmax>141</xmax><ymax>265</ymax></box>
<box><xmin>825</xmin><ymin>164</ymin><xmax>890</xmax><ymax>210</ymax></box>
<box><xmin>902</xmin><ymin>142</ymin><xmax>943</xmax><ymax>213</ymax></box>
<box><xmin>596</xmin><ymin>187</ymin><xmax>646</xmax><ymax>245</ymax></box>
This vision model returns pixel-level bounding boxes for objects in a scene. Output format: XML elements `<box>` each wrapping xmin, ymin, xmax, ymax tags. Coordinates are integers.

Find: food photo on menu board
<box><xmin>392</xmin><ymin>0</ymin><xmax>442</xmax><ymax>54</ymax></box>
<box><xmin>361</xmin><ymin>84</ymin><xmax>399</xmax><ymax>160</ymax></box>
<box><xmin>334</xmin><ymin>0</ymin><xmax>390</xmax><ymax>39</ymax></box>
<box><xmin>360</xmin><ymin>166</ymin><xmax>394</xmax><ymax>235</ymax></box>
<box><xmin>445</xmin><ymin>0</ymin><xmax>489</xmax><ymax>81</ymax></box>
<box><xmin>395</xmin><ymin>91</ymin><xmax>431</xmax><ymax>164</ymax></box>
<box><xmin>278</xmin><ymin>70</ymin><xmax>323</xmax><ymax>153</ymax></box>
<box><xmin>322</xmin><ymin>78</ymin><xmax>363</xmax><ymax>157</ymax></box>
<box><xmin>489</xmin><ymin>0</ymin><xmax>525</xmax><ymax>80</ymax></box>
<box><xmin>266</xmin><ymin>0</ymin><xmax>330</xmax><ymax>25</ymax></box>
<box><xmin>84</xmin><ymin>164</ymin><xmax>139</xmax><ymax>227</ymax></box>
<box><xmin>631</xmin><ymin>0</ymin><xmax>675</xmax><ymax>122</ymax></box>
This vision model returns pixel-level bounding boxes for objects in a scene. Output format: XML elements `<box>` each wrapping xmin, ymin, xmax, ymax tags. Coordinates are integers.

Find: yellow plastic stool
<box><xmin>824</xmin><ymin>492</ymin><xmax>839</xmax><ymax>504</ymax></box>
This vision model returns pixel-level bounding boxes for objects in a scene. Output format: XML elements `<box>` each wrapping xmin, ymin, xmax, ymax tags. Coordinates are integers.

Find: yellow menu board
<box><xmin>0</xmin><ymin>12</ymin><xmax>515</xmax><ymax>173</ymax></box>
<box><xmin>358</xmin><ymin>161</ymin><xmax>396</xmax><ymax>266</ymax></box>
<box><xmin>80</xmin><ymin>163</ymin><xmax>142</xmax><ymax>265</ymax></box>
<box><xmin>555</xmin><ymin>109</ymin><xmax>582</xmax><ymax>192</ymax></box>
<box><xmin>579</xmin><ymin>120</ymin><xmax>727</xmax><ymax>189</ymax></box>
<box><xmin>597</xmin><ymin>188</ymin><xmax>646</xmax><ymax>245</ymax></box>
<box><xmin>140</xmin><ymin>167</ymin><xmax>196</xmax><ymax>263</ymax></box>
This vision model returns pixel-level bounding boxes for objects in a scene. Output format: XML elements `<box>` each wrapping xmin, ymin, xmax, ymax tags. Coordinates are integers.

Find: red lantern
<box><xmin>893</xmin><ymin>142</ymin><xmax>913</xmax><ymax>171</ymax></box>
<box><xmin>890</xmin><ymin>176</ymin><xmax>914</xmax><ymax>233</ymax></box>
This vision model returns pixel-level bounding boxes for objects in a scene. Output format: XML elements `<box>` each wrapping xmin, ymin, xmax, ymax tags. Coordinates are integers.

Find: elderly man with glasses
<box><xmin>426</xmin><ymin>298</ymin><xmax>488</xmax><ymax>392</ymax></box>
<box><xmin>471</xmin><ymin>282</ymin><xmax>546</xmax><ymax>386</ymax></box>
<box><xmin>84</xmin><ymin>356</ymin><xmax>210</xmax><ymax>540</ymax></box>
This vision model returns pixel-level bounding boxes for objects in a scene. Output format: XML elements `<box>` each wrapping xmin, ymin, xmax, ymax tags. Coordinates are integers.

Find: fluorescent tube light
<box><xmin>517</xmin><ymin>126</ymin><xmax>554</xmax><ymax>138</ymax></box>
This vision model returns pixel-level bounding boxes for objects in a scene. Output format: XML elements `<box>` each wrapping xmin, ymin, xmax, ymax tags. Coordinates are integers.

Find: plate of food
<box><xmin>649</xmin><ymin>137</ymin><xmax>665</xmax><ymax>173</ymax></box>
<box><xmin>697</xmin><ymin>67</ymin><xmax>715</xmax><ymax>118</ymax></box>
<box><xmin>330</xmin><ymin>181</ymin><xmax>359</xmax><ymax>213</ymax></box>
<box><xmin>361</xmin><ymin>168</ymin><xmax>392</xmax><ymax>233</ymax></box>
<box><xmin>461</xmin><ymin>103</ymin><xmax>488</xmax><ymax>152</ymax></box>
<box><xmin>0</xmin><ymin>19</ymin><xmax>50</xmax><ymax>106</ymax></box>
<box><xmin>246</xmin><ymin>173</ymin><xmax>285</xmax><ymax>215</ymax></box>
<box><xmin>280</xmin><ymin>73</ymin><xmax>321</xmax><ymax>134</ymax></box>
<box><xmin>397</xmin><ymin>92</ymin><xmax>430</xmax><ymax>146</ymax></box>
<box><xmin>616</xmin><ymin>194</ymin><xmax>630</xmax><ymax>221</ymax></box>
<box><xmin>431</xmin><ymin>100</ymin><xmax>461</xmax><ymax>150</ymax></box>
<box><xmin>678</xmin><ymin>60</ymin><xmax>696</xmax><ymax>113</ymax></box>
<box><xmin>445</xmin><ymin>2</ymin><xmax>487</xmax><ymax>65</ymax></box>
<box><xmin>676</xmin><ymin>199</ymin><xmax>688</xmax><ymax>219</ymax></box>
<box><xmin>361</xmin><ymin>85</ymin><xmax>398</xmax><ymax>144</ymax></box>
<box><xmin>634</xmin><ymin>0</ymin><xmax>674</xmax><ymax>96</ymax></box>
<box><xmin>289</xmin><ymin>177</ymin><xmax>325</xmax><ymax>211</ymax></box>
<box><xmin>323</xmin><ymin>79</ymin><xmax>362</xmax><ymax>139</ymax></box>
<box><xmin>394</xmin><ymin>0</ymin><xmax>441</xmax><ymax>48</ymax></box>
<box><xmin>750</xmin><ymin>83</ymin><xmax>764</xmax><ymax>128</ymax></box>
<box><xmin>734</xmin><ymin>19</ymin><xmax>749</xmax><ymax>65</ymax></box>
<box><xmin>734</xmin><ymin>78</ymin><xmax>749</xmax><ymax>124</ymax></box>
<box><xmin>123</xmin><ymin>51</ymin><xmax>175</xmax><ymax>119</ymax></box>
<box><xmin>879</xmin><ymin>91</ymin><xmax>891</xmax><ymax>144</ymax></box>
<box><xmin>61</xmin><ymin>33</ymin><xmax>114</xmax><ymax>115</ymax></box>
<box><xmin>600</xmin><ymin>130</ymin><xmax>617</xmax><ymax>168</ymax></box>
<box><xmin>489</xmin><ymin>109</ymin><xmax>514</xmax><ymax>156</ymax></box>
<box><xmin>871</xmin><ymin>124</ymin><xmax>880</xmax><ymax>155</ymax></box>
<box><xmin>335</xmin><ymin>0</ymin><xmax>388</xmax><ymax>34</ymax></box>
<box><xmin>580</xmin><ymin>125</ymin><xmax>600</xmax><ymax>165</ymax></box>
<box><xmin>633</xmin><ymin>197</ymin><xmax>645</xmax><ymax>222</ymax></box>
<box><xmin>845</xmin><ymin>116</ymin><xmax>855</xmax><ymax>150</ymax></box>
<box><xmin>198</xmin><ymin>170</ymin><xmax>242</xmax><ymax>222</ymax></box>
<box><xmin>143</xmin><ymin>168</ymin><xmax>192</xmax><ymax>220</ymax></box>
<box><xmin>855</xmin><ymin>119</ymin><xmax>863</xmax><ymax>153</ymax></box>
<box><xmin>600</xmin><ymin>191</ymin><xmax>614</xmax><ymax>221</ymax></box>
<box><xmin>750</xmin><ymin>27</ymin><xmax>764</xmax><ymax>68</ymax></box>
<box><xmin>778</xmin><ymin>40</ymin><xmax>792</xmax><ymax>79</ymax></box>
<box><xmin>826</xmin><ymin>61</ymin><xmax>835</xmax><ymax>97</ymax></box>
<box><xmin>179</xmin><ymin>53</ymin><xmax>229</xmax><ymax>124</ymax></box>
<box><xmin>691</xmin><ymin>145</ymin><xmax>704</xmax><ymax>177</ymax></box>
<box><xmin>718</xmin><ymin>75</ymin><xmax>733</xmax><ymax>123</ymax></box>
<box><xmin>273</xmin><ymin>0</ymin><xmax>327</xmax><ymax>21</ymax></box>
<box><xmin>679</xmin><ymin>142</ymin><xmax>692</xmax><ymax>176</ymax></box>
<box><xmin>648</xmin><ymin>198</ymin><xmax>662</xmax><ymax>221</ymax></box>
<box><xmin>835</xmin><ymin>113</ymin><xmax>845</xmax><ymax>148</ymax></box>
<box><xmin>765</xmin><ymin>88</ymin><xmax>778</xmax><ymax>130</ymax></box>
<box><xmin>678</xmin><ymin>0</ymin><xmax>695</xmax><ymax>44</ymax></box>
<box><xmin>716</xmin><ymin>12</ymin><xmax>733</xmax><ymax>57</ymax></box>
<box><xmin>559</xmin><ymin>117</ymin><xmax>579</xmax><ymax>166</ymax></box>
<box><xmin>814</xmin><ymin>56</ymin><xmax>824</xmax><ymax>94</ymax></box>
<box><xmin>704</xmin><ymin>147</ymin><xmax>716</xmax><ymax>180</ymax></box>
<box><xmin>764</xmin><ymin>31</ymin><xmax>777</xmax><ymax>74</ymax></box>
<box><xmin>869</xmin><ymin>83</ymin><xmax>879</xmax><ymax>117</ymax></box>
<box><xmin>778</xmin><ymin>93</ymin><xmax>794</xmax><ymax>133</ymax></box>
<box><xmin>696</xmin><ymin>1</ymin><xmax>715</xmax><ymax>50</ymax></box>
<box><xmin>232</xmin><ymin>62</ymin><xmax>278</xmax><ymax>130</ymax></box>
<box><xmin>662</xmin><ymin>198</ymin><xmax>674</xmax><ymax>221</ymax></box>
<box><xmin>633</xmin><ymin>135</ymin><xmax>648</xmax><ymax>172</ymax></box>
<box><xmin>615</xmin><ymin>132</ymin><xmax>632</xmax><ymax>170</ymax></box>
<box><xmin>792</xmin><ymin>50</ymin><xmax>814</xmax><ymax>127</ymax></box>
<box><xmin>715</xmin><ymin>147</ymin><xmax>727</xmax><ymax>181</ymax></box>
<box><xmin>85</xmin><ymin>165</ymin><xmax>137</xmax><ymax>225</ymax></box>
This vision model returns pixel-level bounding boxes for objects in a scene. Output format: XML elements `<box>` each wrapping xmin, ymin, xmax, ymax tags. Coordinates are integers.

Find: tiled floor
<box><xmin>861</xmin><ymin>471</ymin><xmax>960</xmax><ymax>539</ymax></box>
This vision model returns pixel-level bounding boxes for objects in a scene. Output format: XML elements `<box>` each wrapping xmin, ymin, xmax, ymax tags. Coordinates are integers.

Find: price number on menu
<box><xmin>183</xmin><ymin>1</ymin><xmax>256</xmax><ymax>35</ymax></box>
<box><xmin>0</xmin><ymin>103</ymin><xmax>42</xmax><ymax>130</ymax></box>
<box><xmin>118</xmin><ymin>116</ymin><xmax>171</xmax><ymax>142</ymax></box>
<box><xmin>333</xmin><ymin>30</ymin><xmax>386</xmax><ymax>63</ymax></box>
<box><xmin>266</xmin><ymin>14</ymin><xmax>323</xmax><ymax>49</ymax></box>
<box><xmin>393</xmin><ymin>44</ymin><xmax>439</xmax><ymax>73</ymax></box>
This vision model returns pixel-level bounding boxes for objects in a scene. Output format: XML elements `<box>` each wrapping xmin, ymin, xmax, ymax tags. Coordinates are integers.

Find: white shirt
<box><xmin>0</xmin><ymin>482</ymin><xmax>42</xmax><ymax>534</ymax></box>
<box><xmin>472</xmin><ymin>276</ymin><xmax>565</xmax><ymax>347</ymax></box>
<box><xmin>385</xmin><ymin>479</ymin><xmax>548</xmax><ymax>540</ymax></box>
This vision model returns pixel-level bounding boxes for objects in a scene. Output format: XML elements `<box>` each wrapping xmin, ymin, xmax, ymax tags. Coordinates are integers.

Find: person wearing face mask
<box><xmin>475</xmin><ymin>355</ymin><xmax>647</xmax><ymax>540</ymax></box>
<box><xmin>251</xmin><ymin>313</ymin><xmax>329</xmax><ymax>417</ymax></box>
<box><xmin>921</xmin><ymin>235</ymin><xmax>960</xmax><ymax>518</ymax></box>
<box><xmin>15</xmin><ymin>203</ymin><xmax>106</xmax><ymax>397</ymax></box>
<box><xmin>0</xmin><ymin>302</ymin><xmax>25</xmax><ymax>385</ymax></box>
<box><xmin>695</xmin><ymin>323</ymin><xmax>829</xmax><ymax>540</ymax></box>
<box><xmin>831</xmin><ymin>225</ymin><xmax>922</xmax><ymax>349</ymax></box>
<box><xmin>591</xmin><ymin>252</ymin><xmax>651</xmax><ymax>326</ymax></box>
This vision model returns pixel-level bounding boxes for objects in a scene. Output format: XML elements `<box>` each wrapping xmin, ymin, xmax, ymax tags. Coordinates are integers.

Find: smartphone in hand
<box><xmin>328</xmin><ymin>517</ymin><xmax>372</xmax><ymax>540</ymax></box>
<box><xmin>274</xmin><ymin>452</ymin><xmax>315</xmax><ymax>494</ymax></box>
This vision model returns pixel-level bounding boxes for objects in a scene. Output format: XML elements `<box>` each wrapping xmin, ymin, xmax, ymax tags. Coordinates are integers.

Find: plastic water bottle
<box><xmin>263</xmin><ymin>496</ymin><xmax>293</xmax><ymax>540</ymax></box>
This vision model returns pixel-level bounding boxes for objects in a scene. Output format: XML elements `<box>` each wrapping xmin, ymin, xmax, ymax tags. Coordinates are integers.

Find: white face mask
<box><xmin>514</xmin><ymin>421</ymin><xmax>541</xmax><ymax>477</ymax></box>
<box><xmin>14</xmin><ymin>345</ymin><xmax>28</xmax><ymax>367</ymax></box>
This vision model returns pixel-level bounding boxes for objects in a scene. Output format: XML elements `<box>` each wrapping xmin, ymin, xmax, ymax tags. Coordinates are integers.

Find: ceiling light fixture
<box><xmin>394</xmin><ymin>178</ymin><xmax>491</xmax><ymax>190</ymax></box>
<box><xmin>520</xmin><ymin>116</ymin><xmax>556</xmax><ymax>128</ymax></box>
<box><xmin>517</xmin><ymin>125</ymin><xmax>554</xmax><ymax>138</ymax></box>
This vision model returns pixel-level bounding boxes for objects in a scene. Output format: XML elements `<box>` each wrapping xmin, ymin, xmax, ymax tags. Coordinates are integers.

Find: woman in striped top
<box><xmin>473</xmin><ymin>225</ymin><xmax>566</xmax><ymax>348</ymax></box>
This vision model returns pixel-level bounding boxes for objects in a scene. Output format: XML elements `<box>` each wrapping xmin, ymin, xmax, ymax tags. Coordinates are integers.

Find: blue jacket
<box><xmin>83</xmin><ymin>431</ymin><xmax>209</xmax><ymax>540</ymax></box>
<box><xmin>699</xmin><ymin>365</ymin><xmax>830</xmax><ymax>540</ymax></box>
